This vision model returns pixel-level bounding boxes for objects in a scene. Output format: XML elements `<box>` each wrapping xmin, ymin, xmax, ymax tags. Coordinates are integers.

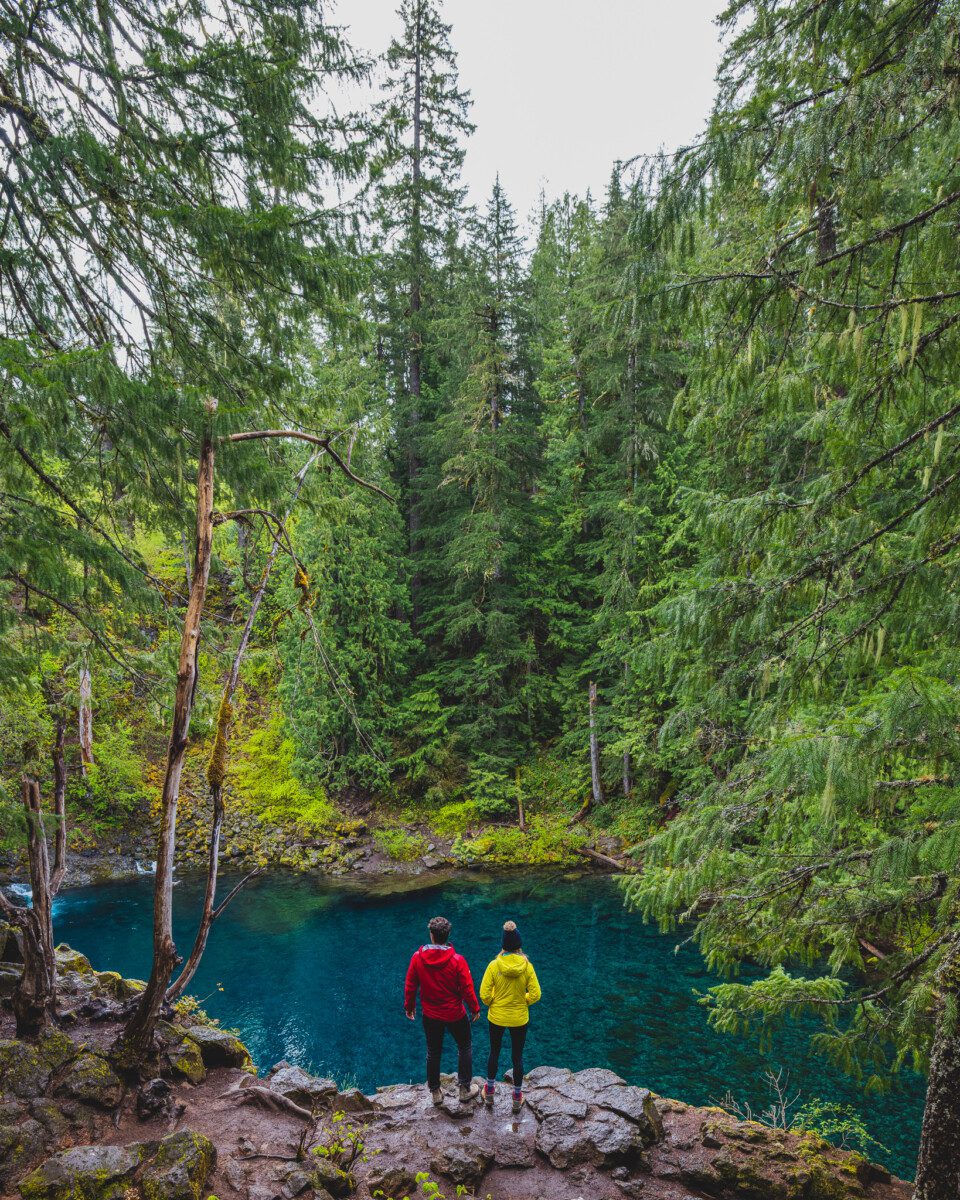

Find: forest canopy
<box><xmin>2</xmin><ymin>1</ymin><xmax>960</xmax><ymax>1194</ymax></box>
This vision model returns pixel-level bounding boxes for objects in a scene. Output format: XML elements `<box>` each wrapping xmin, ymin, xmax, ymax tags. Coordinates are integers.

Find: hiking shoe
<box><xmin>459</xmin><ymin>1082</ymin><xmax>480</xmax><ymax>1104</ymax></box>
<box><xmin>511</xmin><ymin>1089</ymin><xmax>524</xmax><ymax>1114</ymax></box>
<box><xmin>431</xmin><ymin>1088</ymin><xmax>444</xmax><ymax>1106</ymax></box>
<box><xmin>483</xmin><ymin>1082</ymin><xmax>495</xmax><ymax>1107</ymax></box>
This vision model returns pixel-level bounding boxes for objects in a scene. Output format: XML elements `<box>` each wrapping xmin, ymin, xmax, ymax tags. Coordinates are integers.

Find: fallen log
<box><xmin>574</xmin><ymin>846</ymin><xmax>635</xmax><ymax>872</ymax></box>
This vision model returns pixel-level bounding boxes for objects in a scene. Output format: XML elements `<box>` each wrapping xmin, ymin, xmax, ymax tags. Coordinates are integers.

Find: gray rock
<box><xmin>430</xmin><ymin>1143</ymin><xmax>493</xmax><ymax>1187</ymax></box>
<box><xmin>268</xmin><ymin>1062</ymin><xmax>337</xmax><ymax>1108</ymax></box>
<box><xmin>535</xmin><ymin>1111</ymin><xmax>647</xmax><ymax>1169</ymax></box>
<box><xmin>491</xmin><ymin>1134</ymin><xmax>535</xmax><ymax>1169</ymax></box>
<box><xmin>53</xmin><ymin>945</ymin><xmax>93</xmax><ymax>975</ymax></box>
<box><xmin>183</xmin><ymin>1025</ymin><xmax>253</xmax><ymax>1071</ymax></box>
<box><xmin>309</xmin><ymin>1157</ymin><xmax>352</xmax><ymax>1197</ymax></box>
<box><xmin>54</xmin><ymin>1052</ymin><xmax>123</xmax><ymax>1109</ymax></box>
<box><xmin>524</xmin><ymin>1085</ymin><xmax>589</xmax><ymax>1120</ymax></box>
<box><xmin>599</xmin><ymin>1086</ymin><xmax>664</xmax><ymax>1143</ymax></box>
<box><xmin>18</xmin><ymin>1143</ymin><xmax>143</xmax><ymax>1200</ymax></box>
<box><xmin>575</xmin><ymin>1067</ymin><xmax>626</xmax><ymax>1091</ymax></box>
<box><xmin>0</xmin><ymin>1040</ymin><xmax>51</xmax><ymax>1099</ymax></box>
<box><xmin>140</xmin><ymin>1130</ymin><xmax>217</xmax><ymax>1200</ymax></box>
<box><xmin>0</xmin><ymin>962</ymin><xmax>22</xmax><ymax>997</ymax></box>
<box><xmin>334</xmin><ymin>1087</ymin><xmax>373</xmax><ymax>1113</ymax></box>
<box><xmin>0</xmin><ymin>1117</ymin><xmax>46</xmax><ymax>1192</ymax></box>
<box><xmin>364</xmin><ymin>1162</ymin><xmax>418</xmax><ymax>1197</ymax></box>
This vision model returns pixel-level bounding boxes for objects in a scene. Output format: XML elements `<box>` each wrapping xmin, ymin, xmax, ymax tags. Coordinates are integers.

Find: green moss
<box><xmin>373</xmin><ymin>827</ymin><xmax>428</xmax><ymax>861</ymax></box>
<box><xmin>232</xmin><ymin>712</ymin><xmax>333</xmax><ymax>833</ymax></box>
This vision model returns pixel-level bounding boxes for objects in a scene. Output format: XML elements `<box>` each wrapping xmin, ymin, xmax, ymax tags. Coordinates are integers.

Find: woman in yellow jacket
<box><xmin>479</xmin><ymin>920</ymin><xmax>541</xmax><ymax>1113</ymax></box>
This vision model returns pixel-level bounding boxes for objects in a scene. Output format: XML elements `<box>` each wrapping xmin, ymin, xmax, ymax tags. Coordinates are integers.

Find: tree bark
<box><xmin>50</xmin><ymin>719</ymin><xmax>67</xmax><ymax>894</ymax></box>
<box><xmin>78</xmin><ymin>663</ymin><xmax>93</xmax><ymax>775</ymax></box>
<box><xmin>914</xmin><ymin>940</ymin><xmax>960</xmax><ymax>1200</ymax></box>
<box><xmin>119</xmin><ymin>423</ymin><xmax>216</xmax><ymax>1062</ymax></box>
<box><xmin>166</xmin><ymin>455</ymin><xmax>316</xmax><ymax>1001</ymax></box>
<box><xmin>0</xmin><ymin>780</ymin><xmax>58</xmax><ymax>1037</ymax></box>
<box><xmin>589</xmin><ymin>680</ymin><xmax>603</xmax><ymax>809</ymax></box>
<box><xmin>407</xmin><ymin>0</ymin><xmax>424</xmax><ymax>623</ymax></box>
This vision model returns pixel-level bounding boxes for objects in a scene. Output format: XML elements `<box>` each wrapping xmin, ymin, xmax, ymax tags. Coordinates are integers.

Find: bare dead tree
<box><xmin>78</xmin><ymin>662</ymin><xmax>93</xmax><ymax>775</ymax></box>
<box><xmin>0</xmin><ymin>735</ymin><xmax>68</xmax><ymax>1037</ymax></box>
<box><xmin>167</xmin><ymin>454</ymin><xmax>319</xmax><ymax>1001</ymax></box>
<box><xmin>117</xmin><ymin>419</ymin><xmax>217</xmax><ymax>1064</ymax></box>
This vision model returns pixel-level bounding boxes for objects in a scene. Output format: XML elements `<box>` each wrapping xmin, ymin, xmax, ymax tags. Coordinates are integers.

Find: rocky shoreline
<box><xmin>0</xmin><ymin>800</ymin><xmax>621</xmax><ymax>892</ymax></box>
<box><xmin>0</xmin><ymin>939</ymin><xmax>912</xmax><ymax>1200</ymax></box>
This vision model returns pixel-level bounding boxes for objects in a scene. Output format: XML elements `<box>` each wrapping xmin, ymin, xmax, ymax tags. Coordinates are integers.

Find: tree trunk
<box><xmin>589</xmin><ymin>680</ymin><xmax>603</xmax><ymax>809</ymax></box>
<box><xmin>0</xmin><ymin>780</ymin><xmax>58</xmax><ymax>1038</ymax></box>
<box><xmin>914</xmin><ymin>942</ymin><xmax>960</xmax><ymax>1200</ymax></box>
<box><xmin>78</xmin><ymin>664</ymin><xmax>93</xmax><ymax>775</ymax></box>
<box><xmin>119</xmin><ymin>423</ymin><xmax>216</xmax><ymax>1062</ymax></box>
<box><xmin>50</xmin><ymin>720</ymin><xmax>67</xmax><ymax>894</ymax></box>
<box><xmin>516</xmin><ymin>765</ymin><xmax>525</xmax><ymax>832</ymax></box>
<box><xmin>167</xmin><ymin>454</ymin><xmax>315</xmax><ymax>1001</ymax></box>
<box><xmin>407</xmin><ymin>0</ymin><xmax>424</xmax><ymax>623</ymax></box>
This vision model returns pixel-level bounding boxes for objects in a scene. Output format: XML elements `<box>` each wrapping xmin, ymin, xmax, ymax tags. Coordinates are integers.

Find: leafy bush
<box><xmin>373</xmin><ymin>826</ymin><xmax>428</xmax><ymax>862</ymax></box>
<box><xmin>793</xmin><ymin>1100</ymin><xmax>888</xmax><ymax>1157</ymax></box>
<box><xmin>451</xmin><ymin>815</ymin><xmax>586</xmax><ymax>866</ymax></box>
<box><xmin>232</xmin><ymin>711</ymin><xmax>333</xmax><ymax>832</ymax></box>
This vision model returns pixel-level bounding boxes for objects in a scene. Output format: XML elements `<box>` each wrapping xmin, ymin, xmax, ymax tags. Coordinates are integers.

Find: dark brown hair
<box><xmin>428</xmin><ymin>915</ymin><xmax>451</xmax><ymax>944</ymax></box>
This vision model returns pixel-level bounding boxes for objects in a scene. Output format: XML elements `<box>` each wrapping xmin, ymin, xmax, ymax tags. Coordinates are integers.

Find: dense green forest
<box><xmin>2</xmin><ymin>0</ymin><xmax>960</xmax><ymax>1193</ymax></box>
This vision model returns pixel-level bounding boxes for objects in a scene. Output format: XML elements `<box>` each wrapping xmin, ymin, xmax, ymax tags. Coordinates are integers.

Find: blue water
<box><xmin>51</xmin><ymin>870</ymin><xmax>923</xmax><ymax>1178</ymax></box>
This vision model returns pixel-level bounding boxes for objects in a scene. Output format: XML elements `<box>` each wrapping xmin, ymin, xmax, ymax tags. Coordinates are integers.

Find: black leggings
<box><xmin>486</xmin><ymin>1021</ymin><xmax>527</xmax><ymax>1089</ymax></box>
<box><xmin>423</xmin><ymin>1014</ymin><xmax>473</xmax><ymax>1089</ymax></box>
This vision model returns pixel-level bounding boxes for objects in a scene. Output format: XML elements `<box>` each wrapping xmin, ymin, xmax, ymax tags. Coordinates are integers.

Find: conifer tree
<box><xmin>372</xmin><ymin>0</ymin><xmax>473</xmax><ymax>619</ymax></box>
<box><xmin>418</xmin><ymin>180</ymin><xmax>538</xmax><ymax>795</ymax></box>
<box><xmin>623</xmin><ymin>3</ymin><xmax>960</xmax><ymax>1192</ymax></box>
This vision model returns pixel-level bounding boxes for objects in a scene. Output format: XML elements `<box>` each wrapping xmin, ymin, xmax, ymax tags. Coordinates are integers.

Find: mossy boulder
<box><xmin>19</xmin><ymin>1143</ymin><xmax>143</xmax><ymax>1200</ymax></box>
<box><xmin>165</xmin><ymin>1038</ymin><xmax>205</xmax><ymax>1086</ymax></box>
<box><xmin>54</xmin><ymin>946</ymin><xmax>93</xmax><ymax>976</ymax></box>
<box><xmin>54</xmin><ymin>1053</ymin><xmax>123</xmax><ymax>1109</ymax></box>
<box><xmin>182</xmin><ymin>1026</ymin><xmax>253</xmax><ymax>1072</ymax></box>
<box><xmin>92</xmin><ymin>971</ymin><xmax>142</xmax><ymax>1001</ymax></box>
<box><xmin>0</xmin><ymin>1041</ymin><xmax>51</xmax><ymax>1100</ymax></box>
<box><xmin>0</xmin><ymin>1117</ymin><xmax>46</xmax><ymax>1191</ymax></box>
<box><xmin>140</xmin><ymin>1131</ymin><xmax>216</xmax><ymax>1200</ymax></box>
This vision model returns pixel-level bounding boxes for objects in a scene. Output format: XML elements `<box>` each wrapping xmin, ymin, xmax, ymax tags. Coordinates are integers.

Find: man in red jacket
<box><xmin>404</xmin><ymin>915</ymin><xmax>481</xmax><ymax>1105</ymax></box>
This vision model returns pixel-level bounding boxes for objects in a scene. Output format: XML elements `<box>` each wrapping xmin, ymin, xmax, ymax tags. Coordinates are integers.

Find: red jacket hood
<box><xmin>418</xmin><ymin>944</ymin><xmax>456</xmax><ymax>966</ymax></box>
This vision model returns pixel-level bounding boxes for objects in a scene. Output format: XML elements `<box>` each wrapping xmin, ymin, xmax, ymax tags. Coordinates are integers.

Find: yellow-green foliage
<box><xmin>232</xmin><ymin>711</ymin><xmax>333</xmax><ymax>832</ymax></box>
<box><xmin>451</xmin><ymin>815</ymin><xmax>587</xmax><ymax>865</ymax></box>
<box><xmin>373</xmin><ymin>826</ymin><xmax>428</xmax><ymax>861</ymax></box>
<box><xmin>427</xmin><ymin>799</ymin><xmax>481</xmax><ymax>837</ymax></box>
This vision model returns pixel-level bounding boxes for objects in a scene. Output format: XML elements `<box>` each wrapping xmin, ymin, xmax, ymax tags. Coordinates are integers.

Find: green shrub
<box><xmin>428</xmin><ymin>799</ymin><xmax>481</xmax><ymax>837</ymax></box>
<box><xmin>451</xmin><ymin>815</ymin><xmax>586</xmax><ymax>866</ymax></box>
<box><xmin>793</xmin><ymin>1100</ymin><xmax>888</xmax><ymax>1157</ymax></box>
<box><xmin>373</xmin><ymin>826</ymin><xmax>428</xmax><ymax>861</ymax></box>
<box><xmin>232</xmin><ymin>711</ymin><xmax>333</xmax><ymax>832</ymax></box>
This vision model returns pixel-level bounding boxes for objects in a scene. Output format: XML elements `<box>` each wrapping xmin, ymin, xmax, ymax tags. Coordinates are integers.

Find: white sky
<box><xmin>331</xmin><ymin>0</ymin><xmax>725</xmax><ymax>222</ymax></box>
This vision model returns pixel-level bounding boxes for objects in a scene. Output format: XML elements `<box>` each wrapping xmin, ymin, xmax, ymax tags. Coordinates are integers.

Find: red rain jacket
<box><xmin>404</xmin><ymin>943</ymin><xmax>480</xmax><ymax>1021</ymax></box>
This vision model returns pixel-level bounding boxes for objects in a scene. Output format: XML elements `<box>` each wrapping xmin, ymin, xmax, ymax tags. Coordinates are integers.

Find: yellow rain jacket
<box><xmin>479</xmin><ymin>952</ymin><xmax>541</xmax><ymax>1027</ymax></box>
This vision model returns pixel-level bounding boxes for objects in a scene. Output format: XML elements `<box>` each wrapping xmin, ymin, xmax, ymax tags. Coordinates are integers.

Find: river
<box><xmin>50</xmin><ymin>869</ymin><xmax>924</xmax><ymax>1178</ymax></box>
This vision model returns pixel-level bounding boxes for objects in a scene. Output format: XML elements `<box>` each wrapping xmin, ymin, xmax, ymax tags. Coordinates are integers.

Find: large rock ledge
<box><xmin>0</xmin><ymin>944</ymin><xmax>912</xmax><ymax>1200</ymax></box>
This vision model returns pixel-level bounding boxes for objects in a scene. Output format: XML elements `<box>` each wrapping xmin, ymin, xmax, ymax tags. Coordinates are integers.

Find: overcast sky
<box><xmin>331</xmin><ymin>0</ymin><xmax>725</xmax><ymax>223</ymax></box>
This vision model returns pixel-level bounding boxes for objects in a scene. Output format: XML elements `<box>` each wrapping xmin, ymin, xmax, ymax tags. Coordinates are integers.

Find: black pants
<box><xmin>487</xmin><ymin>1021</ymin><xmax>527</xmax><ymax>1089</ymax></box>
<box><xmin>423</xmin><ymin>1014</ymin><xmax>472</xmax><ymax>1089</ymax></box>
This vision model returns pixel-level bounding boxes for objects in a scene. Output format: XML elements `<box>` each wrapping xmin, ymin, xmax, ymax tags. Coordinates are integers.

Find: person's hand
<box><xmin>472</xmin><ymin>1010</ymin><xmax>480</xmax><ymax>1022</ymax></box>
<box><xmin>405</xmin><ymin>1010</ymin><xmax>415</xmax><ymax>1021</ymax></box>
